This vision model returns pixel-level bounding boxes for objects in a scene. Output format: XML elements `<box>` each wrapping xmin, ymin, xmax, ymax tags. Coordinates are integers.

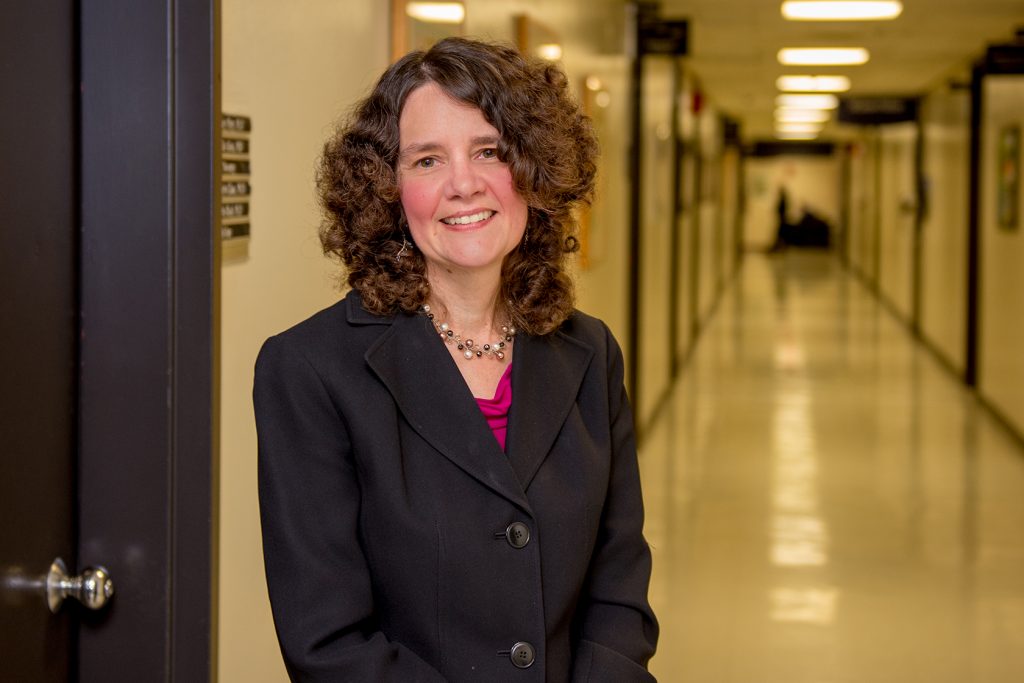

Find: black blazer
<box><xmin>255</xmin><ymin>291</ymin><xmax>658</xmax><ymax>682</ymax></box>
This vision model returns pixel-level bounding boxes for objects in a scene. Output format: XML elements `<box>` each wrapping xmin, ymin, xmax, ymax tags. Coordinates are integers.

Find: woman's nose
<box><xmin>445</xmin><ymin>158</ymin><xmax>485</xmax><ymax>198</ymax></box>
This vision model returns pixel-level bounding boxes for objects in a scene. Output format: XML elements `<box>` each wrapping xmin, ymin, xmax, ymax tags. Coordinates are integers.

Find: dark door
<box><xmin>0</xmin><ymin>3</ymin><xmax>77</xmax><ymax>678</ymax></box>
<box><xmin>1</xmin><ymin>3</ymin><xmax>218</xmax><ymax>681</ymax></box>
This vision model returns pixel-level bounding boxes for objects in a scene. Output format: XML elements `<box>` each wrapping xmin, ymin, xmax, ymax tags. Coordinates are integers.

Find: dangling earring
<box><xmin>396</xmin><ymin>236</ymin><xmax>413</xmax><ymax>262</ymax></box>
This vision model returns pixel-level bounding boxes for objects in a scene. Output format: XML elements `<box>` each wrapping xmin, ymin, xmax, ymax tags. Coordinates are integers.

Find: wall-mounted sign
<box><xmin>638</xmin><ymin>19</ymin><xmax>688</xmax><ymax>56</ymax></box>
<box><xmin>998</xmin><ymin>124</ymin><xmax>1020</xmax><ymax>231</ymax></box>
<box><xmin>222</xmin><ymin>159</ymin><xmax>250</xmax><ymax>175</ymax></box>
<box><xmin>221</xmin><ymin>112</ymin><xmax>251</xmax><ymax>242</ymax></box>
<box><xmin>838</xmin><ymin>97</ymin><xmax>918</xmax><ymax>124</ymax></box>
<box><xmin>222</xmin><ymin>137</ymin><xmax>249</xmax><ymax>155</ymax></box>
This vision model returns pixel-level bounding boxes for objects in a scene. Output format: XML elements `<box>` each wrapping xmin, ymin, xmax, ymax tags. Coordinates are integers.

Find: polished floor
<box><xmin>640</xmin><ymin>252</ymin><xmax>1024</xmax><ymax>682</ymax></box>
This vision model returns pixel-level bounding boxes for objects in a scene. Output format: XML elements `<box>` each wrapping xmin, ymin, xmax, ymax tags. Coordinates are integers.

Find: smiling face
<box><xmin>397</xmin><ymin>82</ymin><xmax>528</xmax><ymax>282</ymax></box>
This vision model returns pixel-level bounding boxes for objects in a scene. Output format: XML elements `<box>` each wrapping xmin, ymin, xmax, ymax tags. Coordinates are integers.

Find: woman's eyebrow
<box><xmin>399</xmin><ymin>142</ymin><xmax>442</xmax><ymax>160</ymax></box>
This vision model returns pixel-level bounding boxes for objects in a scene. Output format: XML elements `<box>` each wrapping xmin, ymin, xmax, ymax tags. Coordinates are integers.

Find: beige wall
<box><xmin>637</xmin><ymin>56</ymin><xmax>676</xmax><ymax>424</ymax></box>
<box><xmin>877</xmin><ymin>122</ymin><xmax>918</xmax><ymax>319</ymax></box>
<box><xmin>674</xmin><ymin>73</ymin><xmax>699</xmax><ymax>362</ymax></box>
<box><xmin>219</xmin><ymin>1</ymin><xmax>389</xmax><ymax>680</ymax></box>
<box><xmin>697</xmin><ymin>108</ymin><xmax>721</xmax><ymax>322</ymax></box>
<box><xmin>920</xmin><ymin>83</ymin><xmax>970</xmax><ymax>372</ymax></box>
<box><xmin>846</xmin><ymin>131</ymin><xmax>880</xmax><ymax>281</ymax></box>
<box><xmin>979</xmin><ymin>75</ymin><xmax>1024</xmax><ymax>433</ymax></box>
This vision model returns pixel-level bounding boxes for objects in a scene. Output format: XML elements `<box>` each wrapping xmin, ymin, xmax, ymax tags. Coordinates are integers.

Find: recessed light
<box><xmin>778</xmin><ymin>48</ymin><xmax>869</xmax><ymax>65</ymax></box>
<box><xmin>782</xmin><ymin>1</ymin><xmax>902</xmax><ymax>21</ymax></box>
<box><xmin>775</xmin><ymin>108</ymin><xmax>831</xmax><ymax>123</ymax></box>
<box><xmin>776</xmin><ymin>75</ymin><xmax>851</xmax><ymax>92</ymax></box>
<box><xmin>775</xmin><ymin>131</ymin><xmax>820</xmax><ymax>140</ymax></box>
<box><xmin>776</xmin><ymin>94</ymin><xmax>839</xmax><ymax>109</ymax></box>
<box><xmin>406</xmin><ymin>2</ymin><xmax>465</xmax><ymax>24</ymax></box>
<box><xmin>776</xmin><ymin>122</ymin><xmax>825</xmax><ymax>133</ymax></box>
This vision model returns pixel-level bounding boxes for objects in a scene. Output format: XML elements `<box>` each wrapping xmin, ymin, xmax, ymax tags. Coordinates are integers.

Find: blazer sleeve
<box><xmin>254</xmin><ymin>334</ymin><xmax>445</xmax><ymax>683</ymax></box>
<box><xmin>571</xmin><ymin>324</ymin><xmax>660</xmax><ymax>682</ymax></box>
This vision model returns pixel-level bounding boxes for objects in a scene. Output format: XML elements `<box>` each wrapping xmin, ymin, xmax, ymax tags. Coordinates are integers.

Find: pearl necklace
<box><xmin>422</xmin><ymin>304</ymin><xmax>516</xmax><ymax>360</ymax></box>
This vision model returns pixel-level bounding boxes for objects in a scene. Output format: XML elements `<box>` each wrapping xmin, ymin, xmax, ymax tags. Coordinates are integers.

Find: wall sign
<box><xmin>838</xmin><ymin>97</ymin><xmax>918</xmax><ymax>125</ymax></box>
<box><xmin>638</xmin><ymin>19</ymin><xmax>688</xmax><ymax>56</ymax></box>
<box><xmin>221</xmin><ymin>113</ymin><xmax>251</xmax><ymax>241</ymax></box>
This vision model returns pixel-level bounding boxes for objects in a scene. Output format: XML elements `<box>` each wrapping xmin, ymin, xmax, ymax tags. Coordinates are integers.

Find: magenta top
<box><xmin>475</xmin><ymin>364</ymin><xmax>513</xmax><ymax>451</ymax></box>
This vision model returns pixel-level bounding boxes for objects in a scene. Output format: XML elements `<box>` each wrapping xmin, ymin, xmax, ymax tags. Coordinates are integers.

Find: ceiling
<box><xmin>656</xmin><ymin>0</ymin><xmax>1024</xmax><ymax>139</ymax></box>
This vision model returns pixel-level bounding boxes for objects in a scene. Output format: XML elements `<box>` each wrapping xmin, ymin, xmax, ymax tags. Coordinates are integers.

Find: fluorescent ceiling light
<box><xmin>782</xmin><ymin>1</ymin><xmax>902</xmax><ymax>21</ymax></box>
<box><xmin>537</xmin><ymin>43</ymin><xmax>563</xmax><ymax>61</ymax></box>
<box><xmin>776</xmin><ymin>75</ymin><xmax>851</xmax><ymax>92</ymax></box>
<box><xmin>775</xmin><ymin>131</ymin><xmax>820</xmax><ymax>140</ymax></box>
<box><xmin>406</xmin><ymin>2</ymin><xmax>465</xmax><ymax>24</ymax></box>
<box><xmin>778</xmin><ymin>48</ymin><xmax>869</xmax><ymax>65</ymax></box>
<box><xmin>776</xmin><ymin>93</ymin><xmax>839</xmax><ymax>109</ymax></box>
<box><xmin>776</xmin><ymin>122</ymin><xmax>825</xmax><ymax>133</ymax></box>
<box><xmin>775</xmin><ymin>108</ymin><xmax>831</xmax><ymax>123</ymax></box>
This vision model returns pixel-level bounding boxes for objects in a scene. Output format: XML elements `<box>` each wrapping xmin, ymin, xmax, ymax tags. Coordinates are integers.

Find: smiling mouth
<box><xmin>441</xmin><ymin>210</ymin><xmax>495</xmax><ymax>226</ymax></box>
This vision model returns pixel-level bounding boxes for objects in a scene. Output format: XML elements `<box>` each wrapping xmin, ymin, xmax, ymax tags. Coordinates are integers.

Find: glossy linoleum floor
<box><xmin>640</xmin><ymin>251</ymin><xmax>1024</xmax><ymax>683</ymax></box>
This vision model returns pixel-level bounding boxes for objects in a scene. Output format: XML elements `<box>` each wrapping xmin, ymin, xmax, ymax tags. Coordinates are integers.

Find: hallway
<box><xmin>641</xmin><ymin>252</ymin><xmax>1024</xmax><ymax>682</ymax></box>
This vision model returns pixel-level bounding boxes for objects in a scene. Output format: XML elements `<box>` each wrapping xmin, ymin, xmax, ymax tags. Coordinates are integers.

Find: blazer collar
<box><xmin>361</xmin><ymin>300</ymin><xmax>594</xmax><ymax>512</ymax></box>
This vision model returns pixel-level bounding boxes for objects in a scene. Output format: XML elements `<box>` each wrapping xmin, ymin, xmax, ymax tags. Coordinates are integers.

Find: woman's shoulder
<box><xmin>260</xmin><ymin>290</ymin><xmax>391</xmax><ymax>364</ymax></box>
<box><xmin>561</xmin><ymin>309</ymin><xmax>614</xmax><ymax>344</ymax></box>
<box><xmin>555</xmin><ymin>309</ymin><xmax>620</xmax><ymax>355</ymax></box>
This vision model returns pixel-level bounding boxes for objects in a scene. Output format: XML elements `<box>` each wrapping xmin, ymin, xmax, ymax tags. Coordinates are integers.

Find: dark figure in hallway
<box><xmin>254</xmin><ymin>37</ymin><xmax>658</xmax><ymax>682</ymax></box>
<box><xmin>771</xmin><ymin>188</ymin><xmax>832</xmax><ymax>250</ymax></box>
<box><xmin>770</xmin><ymin>186</ymin><xmax>790</xmax><ymax>251</ymax></box>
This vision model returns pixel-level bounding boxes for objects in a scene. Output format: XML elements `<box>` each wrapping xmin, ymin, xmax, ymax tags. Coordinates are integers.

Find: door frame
<box><xmin>78</xmin><ymin>1</ymin><xmax>219</xmax><ymax>680</ymax></box>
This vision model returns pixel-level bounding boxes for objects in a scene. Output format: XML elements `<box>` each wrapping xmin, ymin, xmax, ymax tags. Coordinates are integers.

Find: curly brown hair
<box><xmin>317</xmin><ymin>37</ymin><xmax>598</xmax><ymax>335</ymax></box>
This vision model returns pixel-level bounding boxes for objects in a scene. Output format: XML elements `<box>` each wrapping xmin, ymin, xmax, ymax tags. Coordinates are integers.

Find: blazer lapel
<box><xmin>506</xmin><ymin>327</ymin><xmax>594</xmax><ymax>490</ymax></box>
<box><xmin>363</xmin><ymin>309</ymin><xmax>532</xmax><ymax>513</ymax></box>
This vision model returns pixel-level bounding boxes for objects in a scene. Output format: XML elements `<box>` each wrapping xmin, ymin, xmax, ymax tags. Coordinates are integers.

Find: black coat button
<box><xmin>505</xmin><ymin>522</ymin><xmax>530</xmax><ymax>549</ymax></box>
<box><xmin>509</xmin><ymin>641</ymin><xmax>535</xmax><ymax>669</ymax></box>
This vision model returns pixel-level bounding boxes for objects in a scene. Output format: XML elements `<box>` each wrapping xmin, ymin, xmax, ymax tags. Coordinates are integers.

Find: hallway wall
<box><xmin>218</xmin><ymin>2</ymin><xmax>390</xmax><ymax>680</ymax></box>
<box><xmin>920</xmin><ymin>80</ymin><xmax>970</xmax><ymax>372</ymax></box>
<box><xmin>978</xmin><ymin>75</ymin><xmax>1024</xmax><ymax>434</ymax></box>
<box><xmin>876</xmin><ymin>122</ymin><xmax>918</xmax><ymax>320</ymax></box>
<box><xmin>847</xmin><ymin>131</ymin><xmax>881</xmax><ymax>282</ymax></box>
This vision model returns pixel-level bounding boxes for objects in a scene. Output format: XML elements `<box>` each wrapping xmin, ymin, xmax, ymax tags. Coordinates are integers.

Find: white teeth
<box><xmin>442</xmin><ymin>210</ymin><xmax>494</xmax><ymax>226</ymax></box>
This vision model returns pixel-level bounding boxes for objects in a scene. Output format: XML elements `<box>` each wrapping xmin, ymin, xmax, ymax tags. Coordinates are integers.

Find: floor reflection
<box><xmin>640</xmin><ymin>251</ymin><xmax>1024</xmax><ymax>682</ymax></box>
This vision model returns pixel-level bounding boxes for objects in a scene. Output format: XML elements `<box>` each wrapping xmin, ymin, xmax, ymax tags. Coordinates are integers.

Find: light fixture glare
<box><xmin>776</xmin><ymin>94</ymin><xmax>839</xmax><ymax>109</ymax></box>
<box><xmin>782</xmin><ymin>1</ymin><xmax>902</xmax><ymax>21</ymax></box>
<box><xmin>406</xmin><ymin>2</ymin><xmax>465</xmax><ymax>24</ymax></box>
<box><xmin>776</xmin><ymin>122</ymin><xmax>825</xmax><ymax>133</ymax></box>
<box><xmin>775</xmin><ymin>131</ymin><xmax>820</xmax><ymax>140</ymax></box>
<box><xmin>537</xmin><ymin>43</ymin><xmax>563</xmax><ymax>61</ymax></box>
<box><xmin>778</xmin><ymin>48</ymin><xmax>869</xmax><ymax>66</ymax></box>
<box><xmin>776</xmin><ymin>75</ymin><xmax>851</xmax><ymax>92</ymax></box>
<box><xmin>775</xmin><ymin>108</ymin><xmax>831</xmax><ymax>123</ymax></box>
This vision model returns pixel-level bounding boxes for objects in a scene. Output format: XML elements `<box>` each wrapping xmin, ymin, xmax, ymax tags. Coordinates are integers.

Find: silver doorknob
<box><xmin>46</xmin><ymin>557</ymin><xmax>114</xmax><ymax>613</ymax></box>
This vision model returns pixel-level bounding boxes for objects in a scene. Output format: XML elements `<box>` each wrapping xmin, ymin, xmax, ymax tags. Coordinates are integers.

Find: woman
<box><xmin>255</xmin><ymin>37</ymin><xmax>658</xmax><ymax>682</ymax></box>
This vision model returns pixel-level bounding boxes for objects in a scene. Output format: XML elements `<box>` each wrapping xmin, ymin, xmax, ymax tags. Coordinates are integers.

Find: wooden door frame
<box><xmin>78</xmin><ymin>1</ymin><xmax>219</xmax><ymax>680</ymax></box>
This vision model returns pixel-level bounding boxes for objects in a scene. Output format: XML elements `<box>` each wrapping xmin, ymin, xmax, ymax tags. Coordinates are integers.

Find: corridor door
<box><xmin>1</xmin><ymin>3</ymin><xmax>218</xmax><ymax>681</ymax></box>
<box><xmin>0</xmin><ymin>4</ymin><xmax>77</xmax><ymax>677</ymax></box>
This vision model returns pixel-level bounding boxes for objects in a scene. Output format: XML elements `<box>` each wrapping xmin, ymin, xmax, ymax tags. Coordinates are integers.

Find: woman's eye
<box><xmin>415</xmin><ymin>157</ymin><xmax>436</xmax><ymax>169</ymax></box>
<box><xmin>479</xmin><ymin>148</ymin><xmax>497</xmax><ymax>159</ymax></box>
